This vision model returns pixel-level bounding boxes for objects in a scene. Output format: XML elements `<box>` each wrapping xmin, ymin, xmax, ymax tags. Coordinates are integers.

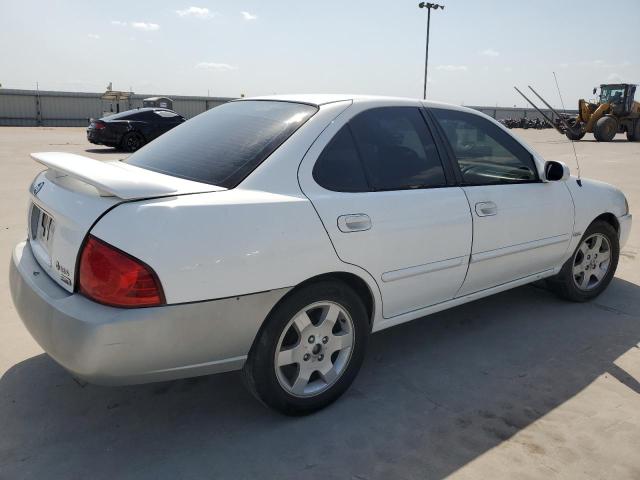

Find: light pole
<box><xmin>418</xmin><ymin>2</ymin><xmax>444</xmax><ymax>100</ymax></box>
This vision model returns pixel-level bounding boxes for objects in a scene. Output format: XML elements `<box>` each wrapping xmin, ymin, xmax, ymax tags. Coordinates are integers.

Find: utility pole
<box><xmin>35</xmin><ymin>81</ymin><xmax>42</xmax><ymax>126</ymax></box>
<box><xmin>418</xmin><ymin>2</ymin><xmax>444</xmax><ymax>100</ymax></box>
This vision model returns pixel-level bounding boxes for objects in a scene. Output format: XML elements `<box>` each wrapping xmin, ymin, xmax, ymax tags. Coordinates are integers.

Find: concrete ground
<box><xmin>0</xmin><ymin>127</ymin><xmax>639</xmax><ymax>480</ymax></box>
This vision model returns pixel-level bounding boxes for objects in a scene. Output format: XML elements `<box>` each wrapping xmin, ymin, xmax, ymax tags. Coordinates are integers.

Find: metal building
<box><xmin>469</xmin><ymin>105</ymin><xmax>577</xmax><ymax>121</ymax></box>
<box><xmin>0</xmin><ymin>88</ymin><xmax>577</xmax><ymax>127</ymax></box>
<box><xmin>0</xmin><ymin>89</ymin><xmax>234</xmax><ymax>126</ymax></box>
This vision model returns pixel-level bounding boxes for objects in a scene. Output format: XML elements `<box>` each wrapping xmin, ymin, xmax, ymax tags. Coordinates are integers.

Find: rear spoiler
<box><xmin>31</xmin><ymin>152</ymin><xmax>224</xmax><ymax>199</ymax></box>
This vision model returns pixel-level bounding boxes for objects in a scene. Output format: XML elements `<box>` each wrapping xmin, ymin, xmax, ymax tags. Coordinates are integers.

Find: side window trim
<box><xmin>425</xmin><ymin>107</ymin><xmax>542</xmax><ymax>187</ymax></box>
<box><xmin>346</xmin><ymin>124</ymin><xmax>375</xmax><ymax>191</ymax></box>
<box><xmin>423</xmin><ymin>107</ymin><xmax>465</xmax><ymax>185</ymax></box>
<box><xmin>419</xmin><ymin>107</ymin><xmax>459</xmax><ymax>186</ymax></box>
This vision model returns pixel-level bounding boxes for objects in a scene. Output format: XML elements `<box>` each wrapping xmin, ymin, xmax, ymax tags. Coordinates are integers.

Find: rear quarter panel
<box><xmin>90</xmin><ymin>189</ymin><xmax>363</xmax><ymax>305</ymax></box>
<box><xmin>103</xmin><ymin>121</ymin><xmax>128</xmax><ymax>144</ymax></box>
<box><xmin>91</xmin><ymin>99</ymin><xmax>383</xmax><ymax>323</ymax></box>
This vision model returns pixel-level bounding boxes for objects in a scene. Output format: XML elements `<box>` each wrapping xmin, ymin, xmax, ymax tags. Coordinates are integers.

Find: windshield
<box><xmin>124</xmin><ymin>101</ymin><xmax>317</xmax><ymax>188</ymax></box>
<box><xmin>600</xmin><ymin>86</ymin><xmax>626</xmax><ymax>104</ymax></box>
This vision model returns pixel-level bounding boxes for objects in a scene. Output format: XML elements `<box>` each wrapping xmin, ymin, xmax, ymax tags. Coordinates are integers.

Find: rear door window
<box><xmin>349</xmin><ymin>107</ymin><xmax>447</xmax><ymax>191</ymax></box>
<box><xmin>133</xmin><ymin>111</ymin><xmax>157</xmax><ymax>121</ymax></box>
<box><xmin>125</xmin><ymin>101</ymin><xmax>317</xmax><ymax>188</ymax></box>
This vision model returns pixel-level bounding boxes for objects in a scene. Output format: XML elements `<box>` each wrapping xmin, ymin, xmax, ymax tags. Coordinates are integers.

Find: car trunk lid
<box><xmin>27</xmin><ymin>152</ymin><xmax>225</xmax><ymax>292</ymax></box>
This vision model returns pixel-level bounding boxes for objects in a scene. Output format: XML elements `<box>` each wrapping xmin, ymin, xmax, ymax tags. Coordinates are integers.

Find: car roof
<box><xmin>242</xmin><ymin>94</ymin><xmax>475</xmax><ymax>113</ymax></box>
<box><xmin>102</xmin><ymin>107</ymin><xmax>178</xmax><ymax>120</ymax></box>
<box><xmin>128</xmin><ymin>107</ymin><xmax>177</xmax><ymax>113</ymax></box>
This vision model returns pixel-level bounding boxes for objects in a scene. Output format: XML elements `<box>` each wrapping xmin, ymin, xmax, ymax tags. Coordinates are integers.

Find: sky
<box><xmin>1</xmin><ymin>0</ymin><xmax>639</xmax><ymax>107</ymax></box>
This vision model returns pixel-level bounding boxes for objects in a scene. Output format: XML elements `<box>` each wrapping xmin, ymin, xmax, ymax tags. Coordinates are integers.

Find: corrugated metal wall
<box><xmin>0</xmin><ymin>91</ymin><xmax>40</xmax><ymax>126</ymax></box>
<box><xmin>0</xmin><ymin>89</ymin><xmax>576</xmax><ymax>126</ymax></box>
<box><xmin>469</xmin><ymin>106</ymin><xmax>577</xmax><ymax>121</ymax></box>
<box><xmin>0</xmin><ymin>89</ymin><xmax>234</xmax><ymax>126</ymax></box>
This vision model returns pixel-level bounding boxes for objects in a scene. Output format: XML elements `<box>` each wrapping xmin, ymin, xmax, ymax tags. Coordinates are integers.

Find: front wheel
<box><xmin>565</xmin><ymin>127</ymin><xmax>585</xmax><ymax>141</ymax></box>
<box><xmin>547</xmin><ymin>220</ymin><xmax>619</xmax><ymax>302</ymax></box>
<box><xmin>243</xmin><ymin>281</ymin><xmax>369</xmax><ymax>415</ymax></box>
<box><xmin>593</xmin><ymin>116</ymin><xmax>617</xmax><ymax>142</ymax></box>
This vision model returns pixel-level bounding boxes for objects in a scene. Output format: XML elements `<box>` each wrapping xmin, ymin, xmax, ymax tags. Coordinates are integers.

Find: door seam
<box><xmin>454</xmin><ymin>187</ymin><xmax>475</xmax><ymax>298</ymax></box>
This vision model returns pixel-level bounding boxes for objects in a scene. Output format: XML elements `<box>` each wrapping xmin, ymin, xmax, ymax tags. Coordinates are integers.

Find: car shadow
<box><xmin>579</xmin><ymin>139</ymin><xmax>630</xmax><ymax>143</ymax></box>
<box><xmin>1</xmin><ymin>278</ymin><xmax>639</xmax><ymax>479</ymax></box>
<box><xmin>84</xmin><ymin>148</ymin><xmax>124</xmax><ymax>154</ymax></box>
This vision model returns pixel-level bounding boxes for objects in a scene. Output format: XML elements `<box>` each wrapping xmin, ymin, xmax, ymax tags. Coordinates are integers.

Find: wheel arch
<box><xmin>247</xmin><ymin>271</ymin><xmax>377</xmax><ymax>357</ymax></box>
<box><xmin>292</xmin><ymin>272</ymin><xmax>376</xmax><ymax>326</ymax></box>
<box><xmin>277</xmin><ymin>272</ymin><xmax>376</xmax><ymax>328</ymax></box>
<box><xmin>122</xmin><ymin>129</ymin><xmax>146</xmax><ymax>142</ymax></box>
<box><xmin>593</xmin><ymin>212</ymin><xmax>620</xmax><ymax>235</ymax></box>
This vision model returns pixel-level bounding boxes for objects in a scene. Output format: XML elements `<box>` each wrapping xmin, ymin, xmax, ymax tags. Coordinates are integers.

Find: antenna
<box><xmin>514</xmin><ymin>83</ymin><xmax>583</xmax><ymax>187</ymax></box>
<box><xmin>552</xmin><ymin>72</ymin><xmax>582</xmax><ymax>186</ymax></box>
<box><xmin>552</xmin><ymin>72</ymin><xmax>566</xmax><ymax>115</ymax></box>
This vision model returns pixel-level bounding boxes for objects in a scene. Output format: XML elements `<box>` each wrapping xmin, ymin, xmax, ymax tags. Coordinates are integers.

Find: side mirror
<box><xmin>544</xmin><ymin>160</ymin><xmax>570</xmax><ymax>182</ymax></box>
<box><xmin>593</xmin><ymin>87</ymin><xmax>597</xmax><ymax>95</ymax></box>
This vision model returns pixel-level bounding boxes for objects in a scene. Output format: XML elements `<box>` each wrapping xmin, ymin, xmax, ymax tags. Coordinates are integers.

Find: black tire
<box><xmin>565</xmin><ymin>129</ymin><xmax>585</xmax><ymax>141</ymax></box>
<box><xmin>547</xmin><ymin>220</ymin><xmax>619</xmax><ymax>302</ymax></box>
<box><xmin>243</xmin><ymin>280</ymin><xmax>369</xmax><ymax>415</ymax></box>
<box><xmin>121</xmin><ymin>132</ymin><xmax>145</xmax><ymax>152</ymax></box>
<box><xmin>564</xmin><ymin>118</ymin><xmax>585</xmax><ymax>141</ymax></box>
<box><xmin>593</xmin><ymin>116</ymin><xmax>617</xmax><ymax>142</ymax></box>
<box><xmin>626</xmin><ymin>120</ymin><xmax>640</xmax><ymax>142</ymax></box>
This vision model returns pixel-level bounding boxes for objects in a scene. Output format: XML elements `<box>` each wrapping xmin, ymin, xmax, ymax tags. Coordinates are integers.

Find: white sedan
<box><xmin>10</xmin><ymin>95</ymin><xmax>632</xmax><ymax>415</ymax></box>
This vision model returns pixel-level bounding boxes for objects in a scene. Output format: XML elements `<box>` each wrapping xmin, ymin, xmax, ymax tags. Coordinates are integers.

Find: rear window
<box><xmin>125</xmin><ymin>101</ymin><xmax>318</xmax><ymax>188</ymax></box>
<box><xmin>154</xmin><ymin>110</ymin><xmax>181</xmax><ymax>118</ymax></box>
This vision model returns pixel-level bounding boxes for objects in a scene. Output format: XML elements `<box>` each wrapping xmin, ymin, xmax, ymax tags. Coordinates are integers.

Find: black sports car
<box><xmin>87</xmin><ymin>108</ymin><xmax>185</xmax><ymax>152</ymax></box>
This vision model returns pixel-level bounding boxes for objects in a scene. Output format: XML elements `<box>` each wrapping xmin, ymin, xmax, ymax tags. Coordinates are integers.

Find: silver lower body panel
<box><xmin>10</xmin><ymin>241</ymin><xmax>290</xmax><ymax>385</ymax></box>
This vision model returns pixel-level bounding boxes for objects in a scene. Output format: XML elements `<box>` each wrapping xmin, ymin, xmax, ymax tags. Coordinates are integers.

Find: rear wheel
<box><xmin>121</xmin><ymin>132</ymin><xmax>145</xmax><ymax>152</ymax></box>
<box><xmin>243</xmin><ymin>280</ymin><xmax>369</xmax><ymax>415</ymax></box>
<box><xmin>547</xmin><ymin>220</ymin><xmax>619</xmax><ymax>302</ymax></box>
<box><xmin>626</xmin><ymin>120</ymin><xmax>640</xmax><ymax>141</ymax></box>
<box><xmin>593</xmin><ymin>116</ymin><xmax>617</xmax><ymax>142</ymax></box>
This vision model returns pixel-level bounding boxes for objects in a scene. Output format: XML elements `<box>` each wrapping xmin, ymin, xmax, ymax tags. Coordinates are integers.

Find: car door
<box><xmin>298</xmin><ymin>104</ymin><xmax>472</xmax><ymax>318</ymax></box>
<box><xmin>142</xmin><ymin>111</ymin><xmax>168</xmax><ymax>141</ymax></box>
<box><xmin>429</xmin><ymin>107</ymin><xmax>574</xmax><ymax>296</ymax></box>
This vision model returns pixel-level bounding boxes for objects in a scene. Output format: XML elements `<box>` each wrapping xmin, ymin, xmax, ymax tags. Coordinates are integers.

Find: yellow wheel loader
<box><xmin>515</xmin><ymin>84</ymin><xmax>640</xmax><ymax>142</ymax></box>
<box><xmin>566</xmin><ymin>84</ymin><xmax>640</xmax><ymax>142</ymax></box>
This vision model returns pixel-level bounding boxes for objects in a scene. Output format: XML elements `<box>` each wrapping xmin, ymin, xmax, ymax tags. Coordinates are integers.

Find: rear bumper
<box><xmin>87</xmin><ymin>133</ymin><xmax>107</xmax><ymax>146</ymax></box>
<box><xmin>619</xmin><ymin>214</ymin><xmax>632</xmax><ymax>249</ymax></box>
<box><xmin>9</xmin><ymin>241</ymin><xmax>290</xmax><ymax>386</ymax></box>
<box><xmin>86</xmin><ymin>130</ymin><xmax>117</xmax><ymax>147</ymax></box>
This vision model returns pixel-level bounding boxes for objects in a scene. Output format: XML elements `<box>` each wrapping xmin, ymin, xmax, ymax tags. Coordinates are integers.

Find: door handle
<box><xmin>337</xmin><ymin>214</ymin><xmax>372</xmax><ymax>232</ymax></box>
<box><xmin>475</xmin><ymin>202</ymin><xmax>498</xmax><ymax>217</ymax></box>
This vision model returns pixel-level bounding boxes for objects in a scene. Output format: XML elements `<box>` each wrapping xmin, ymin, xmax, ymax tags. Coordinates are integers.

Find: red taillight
<box><xmin>78</xmin><ymin>236</ymin><xmax>164</xmax><ymax>308</ymax></box>
<box><xmin>94</xmin><ymin>121</ymin><xmax>106</xmax><ymax>130</ymax></box>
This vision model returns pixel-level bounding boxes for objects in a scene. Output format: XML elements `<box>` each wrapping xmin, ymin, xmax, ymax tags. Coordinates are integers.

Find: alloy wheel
<box><xmin>572</xmin><ymin>233</ymin><xmax>611</xmax><ymax>291</ymax></box>
<box><xmin>274</xmin><ymin>301</ymin><xmax>354</xmax><ymax>397</ymax></box>
<box><xmin>125</xmin><ymin>134</ymin><xmax>141</xmax><ymax>151</ymax></box>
